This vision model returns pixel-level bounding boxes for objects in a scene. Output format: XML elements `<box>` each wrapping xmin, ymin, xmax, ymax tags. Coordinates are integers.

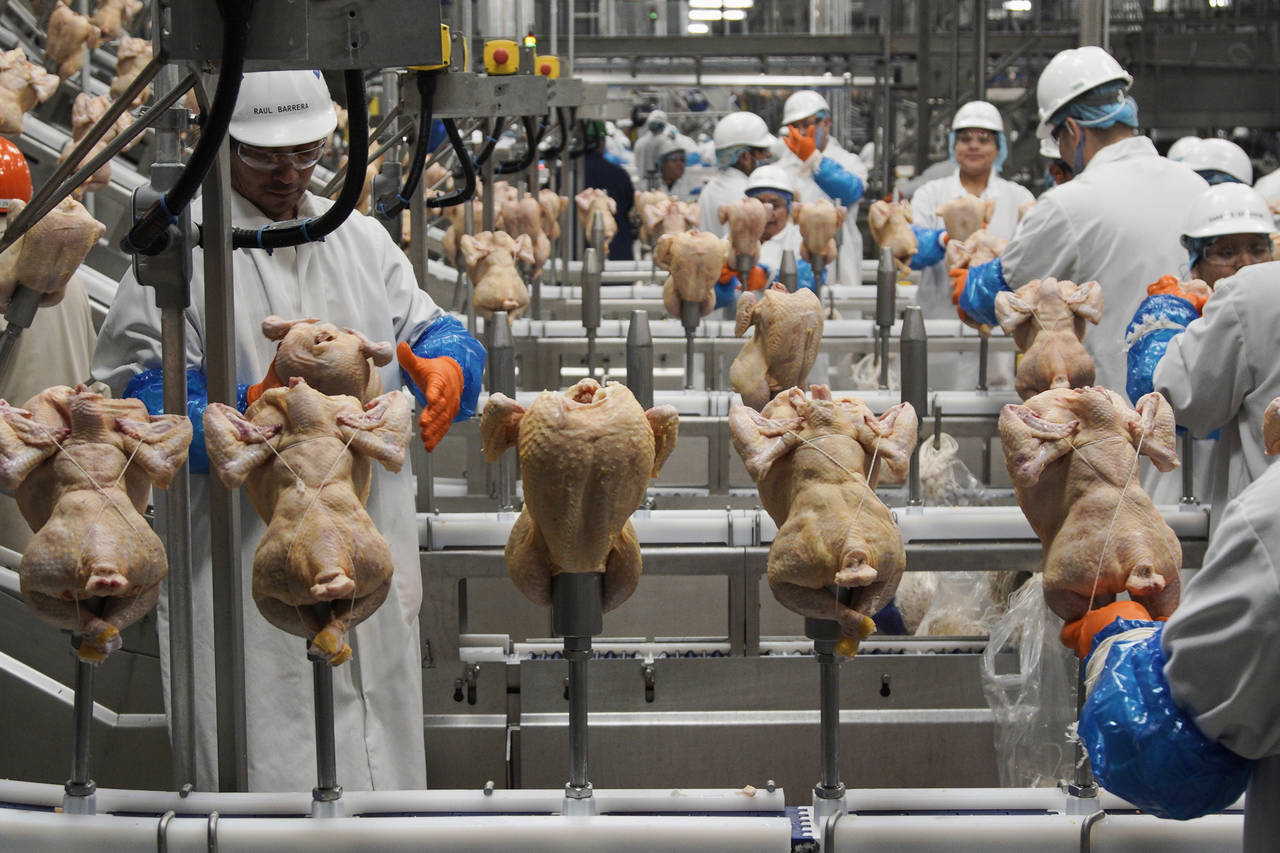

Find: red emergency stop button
<box><xmin>493</xmin><ymin>48</ymin><xmax>509</xmax><ymax>65</ymax></box>
<box><xmin>540</xmin><ymin>63</ymin><xmax>552</xmax><ymax>76</ymax></box>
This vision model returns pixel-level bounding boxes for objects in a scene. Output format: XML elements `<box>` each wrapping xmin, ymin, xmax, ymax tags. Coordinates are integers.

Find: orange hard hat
<box><xmin>0</xmin><ymin>137</ymin><xmax>33</xmax><ymax>205</ymax></box>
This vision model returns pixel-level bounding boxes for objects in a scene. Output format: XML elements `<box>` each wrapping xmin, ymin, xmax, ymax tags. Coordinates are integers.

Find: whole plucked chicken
<box><xmin>61</xmin><ymin>92</ymin><xmax>136</xmax><ymax>196</ymax></box>
<box><xmin>109</xmin><ymin>35</ymin><xmax>152</xmax><ymax>105</ymax></box>
<box><xmin>575</xmin><ymin>188</ymin><xmax>618</xmax><ymax>251</ymax></box>
<box><xmin>944</xmin><ymin>228</ymin><xmax>1008</xmax><ymax>272</ymax></box>
<box><xmin>999</xmin><ymin>386</ymin><xmax>1182</xmax><ymax>622</ymax></box>
<box><xmin>257</xmin><ymin>315</ymin><xmax>394</xmax><ymax>402</ymax></box>
<box><xmin>536</xmin><ymin>188</ymin><xmax>568</xmax><ymax>242</ymax></box>
<box><xmin>89</xmin><ymin>0</ymin><xmax>143</xmax><ymax>38</ymax></box>
<box><xmin>868</xmin><ymin>200</ymin><xmax>917</xmax><ymax>276</ymax></box>
<box><xmin>935</xmin><ymin>196</ymin><xmax>994</xmax><ymax>244</ymax></box>
<box><xmin>205</xmin><ymin>374</ymin><xmax>412</xmax><ymax>666</ymax></box>
<box><xmin>995</xmin><ymin>278</ymin><xmax>1103</xmax><ymax>400</ymax></box>
<box><xmin>654</xmin><ymin>229</ymin><xmax>729</xmax><ymax>318</ymax></box>
<box><xmin>731</xmin><ymin>283</ymin><xmax>824</xmax><ymax>411</ymax></box>
<box><xmin>793</xmin><ymin>200</ymin><xmax>846</xmax><ymax>270</ymax></box>
<box><xmin>499</xmin><ymin>196</ymin><xmax>552</xmax><ymax>276</ymax></box>
<box><xmin>719</xmin><ymin>197</ymin><xmax>769</xmax><ymax>266</ymax></box>
<box><xmin>0</xmin><ymin>385</ymin><xmax>191</xmax><ymax>661</ymax></box>
<box><xmin>440</xmin><ymin>198</ymin><xmax>491</xmax><ymax>263</ymax></box>
<box><xmin>731</xmin><ymin>386</ymin><xmax>917</xmax><ymax>646</ymax></box>
<box><xmin>0</xmin><ymin>197</ymin><xmax>106</xmax><ymax>310</ymax></box>
<box><xmin>481</xmin><ymin>380</ymin><xmax>679</xmax><ymax>612</ymax></box>
<box><xmin>0</xmin><ymin>47</ymin><xmax>59</xmax><ymax>134</ymax></box>
<box><xmin>637</xmin><ymin>194</ymin><xmax>698</xmax><ymax>249</ymax></box>
<box><xmin>460</xmin><ymin>230</ymin><xmax>534</xmax><ymax>319</ymax></box>
<box><xmin>45</xmin><ymin>1</ymin><xmax>102</xmax><ymax>79</ymax></box>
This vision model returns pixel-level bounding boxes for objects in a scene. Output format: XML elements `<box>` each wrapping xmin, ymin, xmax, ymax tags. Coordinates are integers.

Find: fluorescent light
<box><xmin>686</xmin><ymin>22</ymin><xmax>710</xmax><ymax>33</ymax></box>
<box><xmin>688</xmin><ymin>8</ymin><xmax>723</xmax><ymax>20</ymax></box>
<box><xmin>723</xmin><ymin>9</ymin><xmax>746</xmax><ymax>19</ymax></box>
<box><xmin>1002</xmin><ymin>0</ymin><xmax>1031</xmax><ymax>9</ymax></box>
<box><xmin>689</xmin><ymin>0</ymin><xmax>721</xmax><ymax>7</ymax></box>
<box><xmin>723</xmin><ymin>0</ymin><xmax>754</xmax><ymax>7</ymax></box>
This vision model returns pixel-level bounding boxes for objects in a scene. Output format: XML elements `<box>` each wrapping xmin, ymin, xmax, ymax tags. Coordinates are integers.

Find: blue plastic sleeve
<box><xmin>958</xmin><ymin>257</ymin><xmax>1009</xmax><ymax>328</ymax></box>
<box><xmin>686</xmin><ymin>151</ymin><xmax>702</xmax><ymax>166</ymax></box>
<box><xmin>796</xmin><ymin>259</ymin><xmax>824</xmax><ymax>293</ymax></box>
<box><xmin>714</xmin><ymin>278</ymin><xmax>738</xmax><ymax>310</ymax></box>
<box><xmin>428</xmin><ymin>119</ymin><xmax>447</xmax><ymax>153</ymax></box>
<box><xmin>812</xmin><ymin>156</ymin><xmax>865</xmax><ymax>207</ymax></box>
<box><xmin>1124</xmin><ymin>294</ymin><xmax>1199</xmax><ymax>405</ymax></box>
<box><xmin>122</xmin><ymin>368</ymin><xmax>249</xmax><ymax>475</ymax></box>
<box><xmin>1080</xmin><ymin>620</ymin><xmax>1252</xmax><ymax>820</ymax></box>
<box><xmin>403</xmin><ymin>315</ymin><xmax>487</xmax><ymax>421</ymax></box>
<box><xmin>909</xmin><ymin>226</ymin><xmax>947</xmax><ymax>270</ymax></box>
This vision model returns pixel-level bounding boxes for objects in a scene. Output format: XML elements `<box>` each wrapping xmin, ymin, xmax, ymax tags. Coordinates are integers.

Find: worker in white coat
<box><xmin>957</xmin><ymin>46</ymin><xmax>1207</xmax><ymax>394</ymax></box>
<box><xmin>632</xmin><ymin>109</ymin><xmax>671</xmax><ymax>186</ymax></box>
<box><xmin>906</xmin><ymin>101</ymin><xmax>1033</xmax><ymax>389</ymax></box>
<box><xmin>698</xmin><ymin>111</ymin><xmax>776</xmax><ymax>236</ymax></box>
<box><xmin>1125</xmin><ymin>183</ymin><xmax>1277</xmax><ymax>528</ymax></box>
<box><xmin>652</xmin><ymin>136</ymin><xmax>702</xmax><ymax>202</ymax></box>
<box><xmin>776</xmin><ymin>90</ymin><xmax>869</xmax><ymax>285</ymax></box>
<box><xmin>1060</xmin><ymin>454</ymin><xmax>1280</xmax><ymax>851</ymax></box>
<box><xmin>91</xmin><ymin>71</ymin><xmax>485</xmax><ymax>792</ymax></box>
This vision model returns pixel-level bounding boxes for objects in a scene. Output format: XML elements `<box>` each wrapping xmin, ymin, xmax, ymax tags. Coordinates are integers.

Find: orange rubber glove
<box><xmin>246</xmin><ymin>358</ymin><xmax>284</xmax><ymax>406</ymax></box>
<box><xmin>1147</xmin><ymin>273</ymin><xmax>1209</xmax><ymax>313</ymax></box>
<box><xmin>746</xmin><ymin>265</ymin><xmax>769</xmax><ymax>291</ymax></box>
<box><xmin>396</xmin><ymin>341</ymin><xmax>463</xmax><ymax>452</ymax></box>
<box><xmin>784</xmin><ymin>123</ymin><xmax>819</xmax><ymax>162</ymax></box>
<box><xmin>717</xmin><ymin>263</ymin><xmax>737</xmax><ymax>286</ymax></box>
<box><xmin>1060</xmin><ymin>600</ymin><xmax>1154</xmax><ymax>659</ymax></box>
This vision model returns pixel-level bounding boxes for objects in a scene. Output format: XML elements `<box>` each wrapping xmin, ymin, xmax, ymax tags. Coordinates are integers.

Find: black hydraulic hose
<box><xmin>375</xmin><ymin>71</ymin><xmax>438</xmax><ymax>221</ymax></box>
<box><xmin>122</xmin><ymin>0</ymin><xmax>254</xmax><ymax>255</ymax></box>
<box><xmin>568</xmin><ymin>120</ymin><xmax>588</xmax><ymax>160</ymax></box>
<box><xmin>229</xmin><ymin>70</ymin><xmax>368</xmax><ymax>250</ymax></box>
<box><xmin>473</xmin><ymin>117</ymin><xmax>506</xmax><ymax>167</ymax></box>
<box><xmin>426</xmin><ymin>119</ymin><xmax>475</xmax><ymax>209</ymax></box>
<box><xmin>495</xmin><ymin>115</ymin><xmax>539</xmax><ymax>174</ymax></box>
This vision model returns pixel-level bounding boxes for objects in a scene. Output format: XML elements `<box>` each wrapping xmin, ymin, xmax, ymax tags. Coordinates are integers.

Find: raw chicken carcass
<box><xmin>633</xmin><ymin>190</ymin><xmax>669</xmax><ymax>245</ymax></box>
<box><xmin>480</xmin><ymin>379</ymin><xmax>679</xmax><ymax>612</ymax></box>
<box><xmin>440</xmin><ymin>197</ymin><xmax>491</xmax><ymax>263</ymax></box>
<box><xmin>0</xmin><ymin>385</ymin><xmax>191</xmax><ymax>661</ymax></box>
<box><xmin>793</xmin><ymin>200</ymin><xmax>846</xmax><ymax>268</ymax></box>
<box><xmin>59</xmin><ymin>92</ymin><xmax>137</xmax><ymax>196</ymax></box>
<box><xmin>731</xmin><ymin>283</ymin><xmax>824</xmax><ymax>410</ymax></box>
<box><xmin>719</xmin><ymin>197</ymin><xmax>768</xmax><ymax>266</ymax></box>
<box><xmin>500</xmin><ymin>196</ymin><xmax>552</xmax><ymax>275</ymax></box>
<box><xmin>575</xmin><ymin>188</ymin><xmax>618</xmax><ymax>251</ymax></box>
<box><xmin>259</xmin><ymin>315</ymin><xmax>393</xmax><ymax>402</ymax></box>
<box><xmin>0</xmin><ymin>197</ymin><xmax>106</xmax><ymax>310</ymax></box>
<box><xmin>536</xmin><ymin>188</ymin><xmax>568</xmax><ymax>242</ymax></box>
<box><xmin>868</xmin><ymin>200</ymin><xmax>917</xmax><ymax>276</ymax></box>
<box><xmin>0</xmin><ymin>47</ymin><xmax>59</xmax><ymax>134</ymax></box>
<box><xmin>944</xmin><ymin>228</ymin><xmax>1008</xmax><ymax>271</ymax></box>
<box><xmin>89</xmin><ymin>0</ymin><xmax>143</xmax><ymax>38</ymax></box>
<box><xmin>995</xmin><ymin>278</ymin><xmax>1102</xmax><ymax>400</ymax></box>
<box><xmin>936</xmin><ymin>196</ymin><xmax>994</xmax><ymax>244</ymax></box>
<box><xmin>730</xmin><ymin>386</ymin><xmax>917</xmax><ymax>644</ymax></box>
<box><xmin>637</xmin><ymin>194</ymin><xmax>697</xmax><ymax>249</ymax></box>
<box><xmin>109</xmin><ymin>35</ymin><xmax>152</xmax><ymax>105</ymax></box>
<box><xmin>204</xmin><ymin>377</ymin><xmax>412</xmax><ymax>665</ymax></box>
<box><xmin>45</xmin><ymin>1</ymin><xmax>102</xmax><ymax>79</ymax></box>
<box><xmin>460</xmin><ymin>230</ymin><xmax>534</xmax><ymax>319</ymax></box>
<box><xmin>1000</xmin><ymin>386</ymin><xmax>1181</xmax><ymax>622</ymax></box>
<box><xmin>654</xmin><ymin>229</ymin><xmax>729</xmax><ymax>318</ymax></box>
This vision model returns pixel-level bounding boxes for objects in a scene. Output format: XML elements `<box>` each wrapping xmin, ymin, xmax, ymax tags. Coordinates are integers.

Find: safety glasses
<box><xmin>956</xmin><ymin>130</ymin><xmax>996</xmax><ymax>145</ymax></box>
<box><xmin>1202</xmin><ymin>241</ymin><xmax>1273</xmax><ymax>267</ymax></box>
<box><xmin>234</xmin><ymin>140</ymin><xmax>327</xmax><ymax>172</ymax></box>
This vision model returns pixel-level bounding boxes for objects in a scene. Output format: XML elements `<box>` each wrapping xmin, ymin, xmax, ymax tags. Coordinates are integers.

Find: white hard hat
<box><xmin>952</xmin><ymin>100</ymin><xmax>1004</xmax><ymax>134</ymax></box>
<box><xmin>712</xmin><ymin>111</ymin><xmax>776</xmax><ymax>151</ymax></box>
<box><xmin>1039</xmin><ymin>137</ymin><xmax>1061</xmax><ymax>159</ymax></box>
<box><xmin>745</xmin><ymin>163</ymin><xmax>794</xmax><ymax>196</ymax></box>
<box><xmin>1035</xmin><ymin>46</ymin><xmax>1133</xmax><ymax>139</ymax></box>
<box><xmin>1167</xmin><ymin>136</ymin><xmax>1201</xmax><ymax>162</ymax></box>
<box><xmin>1181</xmin><ymin>183</ymin><xmax>1274</xmax><ymax>242</ymax></box>
<box><xmin>229</xmin><ymin>70</ymin><xmax>337</xmax><ymax>147</ymax></box>
<box><xmin>1184</xmin><ymin>138</ymin><xmax>1253</xmax><ymax>184</ymax></box>
<box><xmin>782</xmin><ymin>90</ymin><xmax>830</xmax><ymax>126</ymax></box>
<box><xmin>655</xmin><ymin>136</ymin><xmax>685</xmax><ymax>162</ymax></box>
<box><xmin>646</xmin><ymin>109</ymin><xmax>668</xmax><ymax>127</ymax></box>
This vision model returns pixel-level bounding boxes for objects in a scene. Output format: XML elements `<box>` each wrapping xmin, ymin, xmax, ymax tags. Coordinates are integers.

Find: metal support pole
<box><xmin>574</xmin><ymin>150</ymin><xmax>586</xmax><ymax>260</ymax></box>
<box><xmin>552</xmin><ymin>572</ymin><xmax>601</xmax><ymax>816</ymax></box>
<box><xmin>916</xmin><ymin>0</ymin><xmax>932</xmax><ymax>176</ymax></box>
<box><xmin>973</xmin><ymin>0</ymin><xmax>987</xmax><ymax>100</ymax></box>
<box><xmin>581</xmin><ymin>247</ymin><xmax>601</xmax><ymax>378</ymax></box>
<box><xmin>875</xmin><ymin>247</ymin><xmax>895</xmax><ymax>389</ymax></box>
<box><xmin>680</xmin><ymin>300</ymin><xmax>701</xmax><ymax>390</ymax></box>
<box><xmin>589</xmin><ymin>209</ymin><xmax>605</xmax><ymax>254</ymax></box>
<box><xmin>805</xmin><ymin>593</ymin><xmax>847</xmax><ymax>831</ymax></box>
<box><xmin>370</xmin><ymin>70</ymin><xmax>404</xmax><ymax>243</ymax></box>
<box><xmin>62</xmin><ymin>649</ymin><xmax>97</xmax><ymax>814</ymax></box>
<box><xmin>463</xmin><ymin>194</ymin><xmax>477</xmax><ymax>334</ymax></box>
<box><xmin>778</xmin><ymin>250</ymin><xmax>798</xmax><ymax>293</ymax></box>
<box><xmin>879</xmin><ymin>6</ymin><xmax>894</xmax><ymax>197</ymax></box>
<box><xmin>1066</xmin><ymin>669</ymin><xmax>1100</xmax><ymax>813</ymax></box>
<box><xmin>489</xmin><ymin>311</ymin><xmax>517</xmax><ymax>510</ymax></box>
<box><xmin>310</xmin><ymin>625</ymin><xmax>343</xmax><ymax>817</ymax></box>
<box><xmin>1180</xmin><ymin>432</ymin><xmax>1196</xmax><ymax>505</ymax></box>
<box><xmin>625</xmin><ymin>309</ymin><xmax>654</xmax><ymax>410</ymax></box>
<box><xmin>900</xmin><ymin>306</ymin><xmax>927</xmax><ymax>507</ymax></box>
<box><xmin>482</xmin><ymin>119</ymin><xmax>497</xmax><ymax>233</ymax></box>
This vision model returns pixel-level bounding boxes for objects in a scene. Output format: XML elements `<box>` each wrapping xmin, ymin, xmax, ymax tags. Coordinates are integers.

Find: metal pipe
<box><xmin>680</xmin><ymin>300</ymin><xmax>701</xmax><ymax>390</ymax></box>
<box><xmin>481</xmin><ymin>119</ymin><xmax>497</xmax><ymax>234</ymax></box>
<box><xmin>1067</xmin><ymin>669</ymin><xmax>1100</xmax><ymax>808</ymax></box>
<box><xmin>900</xmin><ymin>306</ymin><xmax>927</xmax><ymax>506</ymax></box>
<box><xmin>916</xmin><ymin>0</ymin><xmax>932</xmax><ymax>176</ymax></box>
<box><xmin>879</xmin><ymin>5</ymin><xmax>893</xmax><ymax>197</ymax></box>
<box><xmin>589</xmin><ymin>210</ymin><xmax>605</xmax><ymax>254</ymax></box>
<box><xmin>65</xmin><ymin>654</ymin><xmax>95</xmax><ymax>799</ymax></box>
<box><xmin>1180</xmin><ymin>432</ymin><xmax>1196</xmax><ymax>504</ymax></box>
<box><xmin>311</xmin><ymin>654</ymin><xmax>340</xmax><ymax>806</ymax></box>
<box><xmin>977</xmin><ymin>337</ymin><xmax>989</xmax><ymax>391</ymax></box>
<box><xmin>625</xmin><ymin>309</ymin><xmax>654</xmax><ymax>410</ymax></box>
<box><xmin>778</xmin><ymin>250</ymin><xmax>798</xmax><ymax>293</ymax></box>
<box><xmin>317</xmin><ymin>103</ymin><xmax>404</xmax><ymax>197</ymax></box>
<box><xmin>974</xmin><ymin>0</ymin><xmax>987</xmax><ymax>100</ymax></box>
<box><xmin>875</xmin><ymin>247</ymin><xmax>895</xmax><ymax>389</ymax></box>
<box><xmin>581</xmin><ymin>248</ymin><xmax>601</xmax><ymax>378</ymax></box>
<box><xmin>817</xmin><ymin>648</ymin><xmax>842</xmax><ymax>794</ymax></box>
<box><xmin>551</xmin><ymin>572</ymin><xmax>602</xmax><ymax>807</ymax></box>
<box><xmin>489</xmin><ymin>312</ymin><xmax>517</xmax><ymax>510</ymax></box>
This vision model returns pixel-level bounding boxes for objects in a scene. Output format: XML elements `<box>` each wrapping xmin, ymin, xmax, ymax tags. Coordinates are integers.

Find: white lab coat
<box><xmin>911</xmin><ymin>172</ymin><xmax>1032</xmax><ymax>391</ymax></box>
<box><xmin>697</xmin><ymin>167</ymin><xmax>749</xmax><ymax>237</ymax></box>
<box><xmin>758</xmin><ymin>223</ymin><xmax>803</xmax><ymax>277</ymax></box>
<box><xmin>659</xmin><ymin>170</ymin><xmax>703</xmax><ymax>203</ymax></box>
<box><xmin>779</xmin><ymin>139</ymin><xmax>869</xmax><ymax>286</ymax></box>
<box><xmin>632</xmin><ymin>128</ymin><xmax>670</xmax><ymax>182</ymax></box>
<box><xmin>92</xmin><ymin>190</ymin><xmax>439</xmax><ymax>792</ymax></box>
<box><xmin>1162</xmin><ymin>458</ymin><xmax>1280</xmax><ymax>852</ymax></box>
<box><xmin>1000</xmin><ymin>136</ymin><xmax>1207</xmax><ymax>394</ymax></box>
<box><xmin>1150</xmin><ymin>262</ymin><xmax>1280</xmax><ymax>531</ymax></box>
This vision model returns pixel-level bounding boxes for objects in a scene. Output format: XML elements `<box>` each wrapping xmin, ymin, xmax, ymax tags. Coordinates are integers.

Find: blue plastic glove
<box><xmin>124</xmin><ymin>368</ymin><xmax>251</xmax><ymax>475</ymax></box>
<box><xmin>909</xmin><ymin>226</ymin><xmax>947</xmax><ymax>270</ymax></box>
<box><xmin>796</xmin><ymin>258</ymin><xmax>826</xmax><ymax>293</ymax></box>
<box><xmin>1080</xmin><ymin>619</ymin><xmax>1252</xmax><ymax>820</ymax></box>
<box><xmin>714</xmin><ymin>278</ymin><xmax>738</xmax><ymax>309</ymax></box>
<box><xmin>1124</xmin><ymin>293</ymin><xmax>1201</xmax><ymax>405</ymax></box>
<box><xmin>812</xmin><ymin>156</ymin><xmax>865</xmax><ymax>207</ymax></box>
<box><xmin>401</xmin><ymin>314</ymin><xmax>486</xmax><ymax>422</ymax></box>
<box><xmin>958</xmin><ymin>257</ymin><xmax>1010</xmax><ymax>328</ymax></box>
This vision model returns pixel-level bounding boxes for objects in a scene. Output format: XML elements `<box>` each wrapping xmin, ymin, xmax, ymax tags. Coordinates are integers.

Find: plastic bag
<box><xmin>919</xmin><ymin>431</ymin><xmax>988</xmax><ymax>507</ymax></box>
<box><xmin>850</xmin><ymin>352</ymin><xmax>896</xmax><ymax>390</ymax></box>
<box><xmin>979</xmin><ymin>575</ymin><xmax>1079</xmax><ymax>787</ymax></box>
<box><xmin>915</xmin><ymin>571</ymin><xmax>1003</xmax><ymax>636</ymax></box>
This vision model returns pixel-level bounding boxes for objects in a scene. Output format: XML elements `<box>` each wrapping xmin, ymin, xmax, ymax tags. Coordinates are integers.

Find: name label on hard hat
<box><xmin>254</xmin><ymin>102</ymin><xmax>310</xmax><ymax>115</ymax></box>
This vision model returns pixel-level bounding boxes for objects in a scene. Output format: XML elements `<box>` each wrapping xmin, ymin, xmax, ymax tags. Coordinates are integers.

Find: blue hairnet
<box><xmin>1196</xmin><ymin>170</ymin><xmax>1242</xmax><ymax>186</ymax></box>
<box><xmin>745</xmin><ymin>186</ymin><xmax>793</xmax><ymax>208</ymax></box>
<box><xmin>716</xmin><ymin>144</ymin><xmax>749</xmax><ymax>170</ymax></box>
<box><xmin>1184</xmin><ymin>235</ymin><xmax>1213</xmax><ymax>271</ymax></box>
<box><xmin>1049</xmin><ymin>80</ymin><xmax>1139</xmax><ymax>134</ymax></box>
<box><xmin>948</xmin><ymin>129</ymin><xmax>1008</xmax><ymax>174</ymax></box>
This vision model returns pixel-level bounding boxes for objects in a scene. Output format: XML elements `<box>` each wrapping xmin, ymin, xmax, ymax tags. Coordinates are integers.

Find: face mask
<box><xmin>752</xmin><ymin>151</ymin><xmax>774</xmax><ymax>168</ymax></box>
<box><xmin>649</xmin><ymin>122</ymin><xmax>664</xmax><ymax>135</ymax></box>
<box><xmin>814</xmin><ymin>124</ymin><xmax>826</xmax><ymax>150</ymax></box>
